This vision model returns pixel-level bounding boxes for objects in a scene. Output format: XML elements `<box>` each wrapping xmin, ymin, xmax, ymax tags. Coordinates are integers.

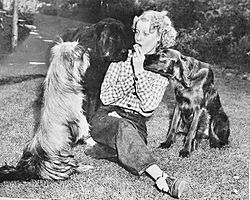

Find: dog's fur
<box><xmin>144</xmin><ymin>49</ymin><xmax>230</xmax><ymax>157</ymax></box>
<box><xmin>0</xmin><ymin>41</ymin><xmax>91</xmax><ymax>182</ymax></box>
<box><xmin>59</xmin><ymin>18</ymin><xmax>129</xmax><ymax>121</ymax></box>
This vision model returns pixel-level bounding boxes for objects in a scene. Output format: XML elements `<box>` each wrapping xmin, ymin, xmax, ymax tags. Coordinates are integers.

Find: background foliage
<box><xmin>75</xmin><ymin>0</ymin><xmax>250</xmax><ymax>68</ymax></box>
<box><xmin>3</xmin><ymin>0</ymin><xmax>250</xmax><ymax>69</ymax></box>
<box><xmin>0</xmin><ymin>11</ymin><xmax>249</xmax><ymax>200</ymax></box>
<box><xmin>0</xmin><ymin>11</ymin><xmax>31</xmax><ymax>59</ymax></box>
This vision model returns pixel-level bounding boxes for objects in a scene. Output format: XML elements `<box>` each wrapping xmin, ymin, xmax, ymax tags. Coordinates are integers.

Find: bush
<box><xmin>140</xmin><ymin>0</ymin><xmax>250</xmax><ymax>66</ymax></box>
<box><xmin>38</xmin><ymin>4</ymin><xmax>57</xmax><ymax>16</ymax></box>
<box><xmin>38</xmin><ymin>0</ymin><xmax>81</xmax><ymax>17</ymax></box>
<box><xmin>145</xmin><ymin>0</ymin><xmax>250</xmax><ymax>67</ymax></box>
<box><xmin>227</xmin><ymin>35</ymin><xmax>250</xmax><ymax>64</ymax></box>
<box><xmin>39</xmin><ymin>0</ymin><xmax>250</xmax><ymax>68</ymax></box>
<box><xmin>80</xmin><ymin>0</ymin><xmax>139</xmax><ymax>25</ymax></box>
<box><xmin>174</xmin><ymin>0</ymin><xmax>250</xmax><ymax>65</ymax></box>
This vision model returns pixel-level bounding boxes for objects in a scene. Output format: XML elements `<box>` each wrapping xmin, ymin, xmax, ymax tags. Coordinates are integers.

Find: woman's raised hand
<box><xmin>132</xmin><ymin>44</ymin><xmax>145</xmax><ymax>75</ymax></box>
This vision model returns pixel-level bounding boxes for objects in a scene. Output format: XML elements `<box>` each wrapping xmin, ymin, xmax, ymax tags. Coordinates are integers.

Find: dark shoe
<box><xmin>166</xmin><ymin>176</ymin><xmax>186</xmax><ymax>198</ymax></box>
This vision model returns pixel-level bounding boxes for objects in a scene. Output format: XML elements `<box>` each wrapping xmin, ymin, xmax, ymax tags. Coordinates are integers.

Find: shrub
<box><xmin>37</xmin><ymin>3</ymin><xmax>57</xmax><ymax>16</ymax></box>
<box><xmin>39</xmin><ymin>0</ymin><xmax>250</xmax><ymax>68</ymax></box>
<box><xmin>161</xmin><ymin>0</ymin><xmax>250</xmax><ymax>66</ymax></box>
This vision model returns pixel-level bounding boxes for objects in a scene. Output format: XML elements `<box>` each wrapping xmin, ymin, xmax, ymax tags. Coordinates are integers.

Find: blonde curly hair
<box><xmin>132</xmin><ymin>10</ymin><xmax>177</xmax><ymax>49</ymax></box>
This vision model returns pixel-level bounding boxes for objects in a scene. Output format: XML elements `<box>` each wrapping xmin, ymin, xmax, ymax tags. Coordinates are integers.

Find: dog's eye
<box><xmin>109</xmin><ymin>38</ymin><xmax>114</xmax><ymax>42</ymax></box>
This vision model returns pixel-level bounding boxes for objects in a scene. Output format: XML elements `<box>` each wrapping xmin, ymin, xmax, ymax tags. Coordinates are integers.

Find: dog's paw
<box><xmin>75</xmin><ymin>163</ymin><xmax>94</xmax><ymax>173</ymax></box>
<box><xmin>179</xmin><ymin>148</ymin><xmax>191</xmax><ymax>158</ymax></box>
<box><xmin>85</xmin><ymin>137</ymin><xmax>97</xmax><ymax>147</ymax></box>
<box><xmin>159</xmin><ymin>140</ymin><xmax>172</xmax><ymax>149</ymax></box>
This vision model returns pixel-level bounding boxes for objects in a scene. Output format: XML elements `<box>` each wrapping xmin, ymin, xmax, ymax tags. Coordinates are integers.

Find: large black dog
<box><xmin>144</xmin><ymin>49</ymin><xmax>230</xmax><ymax>157</ymax></box>
<box><xmin>59</xmin><ymin>18</ymin><xmax>130</xmax><ymax>121</ymax></box>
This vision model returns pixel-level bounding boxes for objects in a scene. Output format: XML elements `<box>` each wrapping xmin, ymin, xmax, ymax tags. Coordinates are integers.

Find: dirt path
<box><xmin>0</xmin><ymin>14</ymin><xmax>86</xmax><ymax>78</ymax></box>
<box><xmin>0</xmin><ymin>14</ymin><xmax>249</xmax><ymax>200</ymax></box>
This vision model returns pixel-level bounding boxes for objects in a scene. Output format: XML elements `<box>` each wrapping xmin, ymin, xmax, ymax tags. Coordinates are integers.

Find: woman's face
<box><xmin>134</xmin><ymin>20</ymin><xmax>160</xmax><ymax>55</ymax></box>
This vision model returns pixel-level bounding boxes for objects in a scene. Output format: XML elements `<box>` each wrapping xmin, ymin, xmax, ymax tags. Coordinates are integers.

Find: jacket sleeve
<box><xmin>100</xmin><ymin>62</ymin><xmax>135</xmax><ymax>105</ymax></box>
<box><xmin>134</xmin><ymin>71</ymin><xmax>169</xmax><ymax>112</ymax></box>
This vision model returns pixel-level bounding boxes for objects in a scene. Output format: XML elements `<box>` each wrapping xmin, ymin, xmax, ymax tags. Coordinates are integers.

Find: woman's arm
<box><xmin>131</xmin><ymin>44</ymin><xmax>169</xmax><ymax>112</ymax></box>
<box><xmin>134</xmin><ymin>71</ymin><xmax>169</xmax><ymax>112</ymax></box>
<box><xmin>100</xmin><ymin>62</ymin><xmax>135</xmax><ymax>105</ymax></box>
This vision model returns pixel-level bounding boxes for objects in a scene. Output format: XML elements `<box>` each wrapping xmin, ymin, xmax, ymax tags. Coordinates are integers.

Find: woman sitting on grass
<box><xmin>87</xmin><ymin>10</ymin><xmax>186</xmax><ymax>198</ymax></box>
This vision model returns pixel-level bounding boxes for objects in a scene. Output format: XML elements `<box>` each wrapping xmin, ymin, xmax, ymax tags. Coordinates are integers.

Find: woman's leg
<box><xmin>115</xmin><ymin>118</ymin><xmax>157</xmax><ymax>175</ymax></box>
<box><xmin>89</xmin><ymin>106</ymin><xmax>156</xmax><ymax>175</ymax></box>
<box><xmin>89</xmin><ymin>106</ymin><xmax>186</xmax><ymax>198</ymax></box>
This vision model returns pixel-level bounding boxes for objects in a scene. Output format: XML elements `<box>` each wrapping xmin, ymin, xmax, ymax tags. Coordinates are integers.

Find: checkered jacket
<box><xmin>100</xmin><ymin>51</ymin><xmax>169</xmax><ymax>117</ymax></box>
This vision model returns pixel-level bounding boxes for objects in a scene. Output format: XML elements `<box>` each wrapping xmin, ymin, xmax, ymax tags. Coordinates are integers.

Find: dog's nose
<box><xmin>121</xmin><ymin>49</ymin><xmax>128</xmax><ymax>54</ymax></box>
<box><xmin>175</xmin><ymin>88</ymin><xmax>183</xmax><ymax>98</ymax></box>
<box><xmin>121</xmin><ymin>49</ymin><xmax>128</xmax><ymax>57</ymax></box>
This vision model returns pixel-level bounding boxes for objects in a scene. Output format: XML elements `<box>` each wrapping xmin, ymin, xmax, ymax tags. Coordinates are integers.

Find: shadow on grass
<box><xmin>0</xmin><ymin>74</ymin><xmax>45</xmax><ymax>135</ymax></box>
<box><xmin>0</xmin><ymin>74</ymin><xmax>45</xmax><ymax>86</ymax></box>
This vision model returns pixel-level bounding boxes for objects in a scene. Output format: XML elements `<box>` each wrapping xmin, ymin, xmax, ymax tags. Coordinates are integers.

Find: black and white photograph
<box><xmin>0</xmin><ymin>0</ymin><xmax>249</xmax><ymax>199</ymax></box>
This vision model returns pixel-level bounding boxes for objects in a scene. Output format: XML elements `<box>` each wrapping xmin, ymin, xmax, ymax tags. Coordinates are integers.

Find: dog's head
<box><xmin>93</xmin><ymin>18</ymin><xmax>128</xmax><ymax>62</ymax></box>
<box><xmin>144</xmin><ymin>49</ymin><xmax>191</xmax><ymax>88</ymax></box>
<box><xmin>48</xmin><ymin>41</ymin><xmax>90</xmax><ymax>87</ymax></box>
<box><xmin>68</xmin><ymin>18</ymin><xmax>129</xmax><ymax>64</ymax></box>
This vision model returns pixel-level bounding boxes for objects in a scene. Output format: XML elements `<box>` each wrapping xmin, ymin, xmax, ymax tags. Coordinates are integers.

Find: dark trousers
<box><xmin>89</xmin><ymin>106</ymin><xmax>157</xmax><ymax>175</ymax></box>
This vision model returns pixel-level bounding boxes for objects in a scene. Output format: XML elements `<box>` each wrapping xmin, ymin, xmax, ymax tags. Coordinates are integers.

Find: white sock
<box><xmin>145</xmin><ymin>164</ymin><xmax>163</xmax><ymax>180</ymax></box>
<box><xmin>146</xmin><ymin>164</ymin><xmax>169</xmax><ymax>192</ymax></box>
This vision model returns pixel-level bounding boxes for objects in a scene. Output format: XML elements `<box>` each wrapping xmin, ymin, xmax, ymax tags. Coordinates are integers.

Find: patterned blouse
<box><xmin>100</xmin><ymin>51</ymin><xmax>169</xmax><ymax>117</ymax></box>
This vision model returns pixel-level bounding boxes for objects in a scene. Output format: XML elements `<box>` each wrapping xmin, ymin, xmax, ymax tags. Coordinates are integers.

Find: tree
<box><xmin>12</xmin><ymin>0</ymin><xmax>18</xmax><ymax>50</ymax></box>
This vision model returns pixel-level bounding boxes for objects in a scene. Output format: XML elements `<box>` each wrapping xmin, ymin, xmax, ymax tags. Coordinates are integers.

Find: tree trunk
<box><xmin>12</xmin><ymin>0</ymin><xmax>18</xmax><ymax>50</ymax></box>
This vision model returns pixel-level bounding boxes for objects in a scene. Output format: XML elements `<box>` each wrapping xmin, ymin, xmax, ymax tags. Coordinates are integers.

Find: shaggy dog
<box><xmin>144</xmin><ymin>49</ymin><xmax>230</xmax><ymax>157</ymax></box>
<box><xmin>59</xmin><ymin>18</ymin><xmax>130</xmax><ymax>121</ymax></box>
<box><xmin>0</xmin><ymin>41</ymin><xmax>92</xmax><ymax>182</ymax></box>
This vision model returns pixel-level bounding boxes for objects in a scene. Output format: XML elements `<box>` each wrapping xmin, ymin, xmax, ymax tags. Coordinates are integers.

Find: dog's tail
<box><xmin>0</xmin><ymin>146</ymin><xmax>42</xmax><ymax>182</ymax></box>
<box><xmin>0</xmin><ymin>160</ymin><xmax>39</xmax><ymax>182</ymax></box>
<box><xmin>210</xmin><ymin>110</ymin><xmax>230</xmax><ymax>148</ymax></box>
<box><xmin>0</xmin><ymin>138</ymin><xmax>80</xmax><ymax>183</ymax></box>
<box><xmin>0</xmin><ymin>164</ymin><xmax>25</xmax><ymax>182</ymax></box>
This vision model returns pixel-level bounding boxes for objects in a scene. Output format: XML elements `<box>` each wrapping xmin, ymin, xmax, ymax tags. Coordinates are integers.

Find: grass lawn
<box><xmin>0</xmin><ymin>14</ymin><xmax>249</xmax><ymax>200</ymax></box>
<box><xmin>0</xmin><ymin>68</ymin><xmax>249</xmax><ymax>200</ymax></box>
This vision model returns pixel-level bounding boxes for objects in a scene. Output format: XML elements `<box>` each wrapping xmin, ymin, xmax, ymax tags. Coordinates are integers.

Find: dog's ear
<box><xmin>92</xmin><ymin>23</ymin><xmax>104</xmax><ymax>52</ymax></box>
<box><xmin>55</xmin><ymin>36</ymin><xmax>64</xmax><ymax>44</ymax></box>
<box><xmin>74</xmin><ymin>48</ymin><xmax>90</xmax><ymax>77</ymax></box>
<box><xmin>94</xmin><ymin>23</ymin><xmax>105</xmax><ymax>37</ymax></box>
<box><xmin>175</xmin><ymin>57</ymin><xmax>192</xmax><ymax>88</ymax></box>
